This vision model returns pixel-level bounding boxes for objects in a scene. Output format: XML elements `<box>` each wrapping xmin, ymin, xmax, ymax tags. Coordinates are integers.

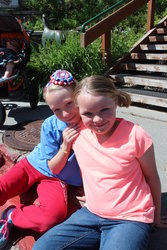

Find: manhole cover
<box><xmin>3</xmin><ymin>120</ymin><xmax>44</xmax><ymax>151</ymax></box>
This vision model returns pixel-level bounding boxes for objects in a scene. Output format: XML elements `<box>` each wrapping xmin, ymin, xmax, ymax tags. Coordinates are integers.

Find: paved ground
<box><xmin>0</xmin><ymin>98</ymin><xmax>167</xmax><ymax>249</ymax></box>
<box><xmin>0</xmin><ymin>98</ymin><xmax>52</xmax><ymax>159</ymax></box>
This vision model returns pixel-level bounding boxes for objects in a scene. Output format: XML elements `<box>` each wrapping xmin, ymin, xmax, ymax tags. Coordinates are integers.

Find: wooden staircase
<box><xmin>106</xmin><ymin>15</ymin><xmax>167</xmax><ymax>108</ymax></box>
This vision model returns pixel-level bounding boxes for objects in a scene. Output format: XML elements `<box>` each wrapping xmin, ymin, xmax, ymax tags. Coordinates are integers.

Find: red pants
<box><xmin>0</xmin><ymin>157</ymin><xmax>67</xmax><ymax>233</ymax></box>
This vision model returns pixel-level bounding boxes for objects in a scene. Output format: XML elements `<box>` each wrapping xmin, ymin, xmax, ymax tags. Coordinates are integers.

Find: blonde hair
<box><xmin>74</xmin><ymin>75</ymin><xmax>131</xmax><ymax>107</ymax></box>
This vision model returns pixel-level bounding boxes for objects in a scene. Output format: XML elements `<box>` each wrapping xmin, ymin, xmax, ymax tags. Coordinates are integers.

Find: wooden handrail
<box><xmin>81</xmin><ymin>0</ymin><xmax>127</xmax><ymax>33</ymax></box>
<box><xmin>80</xmin><ymin>0</ymin><xmax>155</xmax><ymax>66</ymax></box>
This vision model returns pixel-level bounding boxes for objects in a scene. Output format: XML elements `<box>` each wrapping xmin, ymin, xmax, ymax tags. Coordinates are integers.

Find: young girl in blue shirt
<box><xmin>0</xmin><ymin>69</ymin><xmax>82</xmax><ymax>249</ymax></box>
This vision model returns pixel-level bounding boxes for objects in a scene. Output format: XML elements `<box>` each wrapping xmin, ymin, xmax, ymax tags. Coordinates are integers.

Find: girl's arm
<box><xmin>48</xmin><ymin>124</ymin><xmax>79</xmax><ymax>174</ymax></box>
<box><xmin>138</xmin><ymin>144</ymin><xmax>167</xmax><ymax>228</ymax></box>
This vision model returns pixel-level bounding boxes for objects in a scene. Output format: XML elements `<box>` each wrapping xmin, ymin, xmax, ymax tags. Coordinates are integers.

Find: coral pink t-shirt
<box><xmin>73</xmin><ymin>118</ymin><xmax>154</xmax><ymax>223</ymax></box>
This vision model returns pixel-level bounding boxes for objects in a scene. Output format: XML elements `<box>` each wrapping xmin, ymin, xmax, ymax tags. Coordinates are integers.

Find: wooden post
<box><xmin>147</xmin><ymin>0</ymin><xmax>155</xmax><ymax>32</ymax></box>
<box><xmin>101</xmin><ymin>31</ymin><xmax>111</xmax><ymax>66</ymax></box>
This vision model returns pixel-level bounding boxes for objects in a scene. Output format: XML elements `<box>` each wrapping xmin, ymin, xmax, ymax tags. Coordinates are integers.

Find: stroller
<box><xmin>0</xmin><ymin>14</ymin><xmax>39</xmax><ymax>127</ymax></box>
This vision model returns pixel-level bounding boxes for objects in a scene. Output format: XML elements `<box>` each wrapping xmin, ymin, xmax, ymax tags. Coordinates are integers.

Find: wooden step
<box><xmin>149</xmin><ymin>35</ymin><xmax>167</xmax><ymax>42</ymax></box>
<box><xmin>118</xmin><ymin>87</ymin><xmax>167</xmax><ymax>108</ymax></box>
<box><xmin>121</xmin><ymin>62</ymin><xmax>167</xmax><ymax>73</ymax></box>
<box><xmin>130</xmin><ymin>93</ymin><xmax>167</xmax><ymax>108</ymax></box>
<box><xmin>131</xmin><ymin>52</ymin><xmax>167</xmax><ymax>60</ymax></box>
<box><xmin>110</xmin><ymin>74</ymin><xmax>167</xmax><ymax>89</ymax></box>
<box><xmin>140</xmin><ymin>44</ymin><xmax>167</xmax><ymax>50</ymax></box>
<box><xmin>156</xmin><ymin>27</ymin><xmax>167</xmax><ymax>34</ymax></box>
<box><xmin>106</xmin><ymin>16</ymin><xmax>167</xmax><ymax>109</ymax></box>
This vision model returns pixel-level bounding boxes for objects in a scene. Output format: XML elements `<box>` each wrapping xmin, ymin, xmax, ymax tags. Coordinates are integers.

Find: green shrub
<box><xmin>24</xmin><ymin>0</ymin><xmax>117</xmax><ymax>30</ymax></box>
<box><xmin>24</xmin><ymin>0</ymin><xmax>167</xmax><ymax>101</ymax></box>
<box><xmin>110</xmin><ymin>24</ymin><xmax>144</xmax><ymax>64</ymax></box>
<box><xmin>26</xmin><ymin>33</ymin><xmax>107</xmax><ymax>99</ymax></box>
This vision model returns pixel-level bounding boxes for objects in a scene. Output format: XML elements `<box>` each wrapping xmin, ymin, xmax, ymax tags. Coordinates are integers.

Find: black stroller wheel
<box><xmin>0</xmin><ymin>102</ymin><xmax>6</xmax><ymax>128</ymax></box>
<box><xmin>29</xmin><ymin>81</ymin><xmax>39</xmax><ymax>110</ymax></box>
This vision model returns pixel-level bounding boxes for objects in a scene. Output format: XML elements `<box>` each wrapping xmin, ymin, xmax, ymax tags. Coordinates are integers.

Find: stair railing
<box><xmin>80</xmin><ymin>0</ymin><xmax>155</xmax><ymax>66</ymax></box>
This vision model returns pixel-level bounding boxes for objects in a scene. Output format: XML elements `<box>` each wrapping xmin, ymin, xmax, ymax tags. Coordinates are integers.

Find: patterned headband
<box><xmin>46</xmin><ymin>69</ymin><xmax>74</xmax><ymax>87</ymax></box>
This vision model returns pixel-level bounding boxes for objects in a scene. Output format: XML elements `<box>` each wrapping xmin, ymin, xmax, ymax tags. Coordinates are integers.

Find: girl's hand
<box><xmin>154</xmin><ymin>216</ymin><xmax>167</xmax><ymax>228</ymax></box>
<box><xmin>62</xmin><ymin>124</ymin><xmax>80</xmax><ymax>152</ymax></box>
<box><xmin>76</xmin><ymin>195</ymin><xmax>86</xmax><ymax>202</ymax></box>
<box><xmin>76</xmin><ymin>195</ymin><xmax>86</xmax><ymax>207</ymax></box>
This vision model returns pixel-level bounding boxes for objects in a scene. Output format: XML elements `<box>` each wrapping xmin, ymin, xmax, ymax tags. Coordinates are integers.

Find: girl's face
<box><xmin>77</xmin><ymin>93</ymin><xmax>117</xmax><ymax>139</ymax></box>
<box><xmin>46</xmin><ymin>87</ymin><xmax>80</xmax><ymax>125</ymax></box>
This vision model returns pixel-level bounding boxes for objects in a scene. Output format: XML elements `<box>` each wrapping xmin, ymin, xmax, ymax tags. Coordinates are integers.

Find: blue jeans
<box><xmin>33</xmin><ymin>207</ymin><xmax>152</xmax><ymax>250</ymax></box>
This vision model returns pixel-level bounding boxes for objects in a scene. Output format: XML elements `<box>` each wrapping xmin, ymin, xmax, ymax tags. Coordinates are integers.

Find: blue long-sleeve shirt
<box><xmin>27</xmin><ymin>115</ymin><xmax>82</xmax><ymax>186</ymax></box>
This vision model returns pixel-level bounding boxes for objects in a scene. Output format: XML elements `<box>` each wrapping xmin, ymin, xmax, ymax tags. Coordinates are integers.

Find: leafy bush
<box><xmin>26</xmin><ymin>21</ymin><xmax>144</xmax><ymax>100</ymax></box>
<box><xmin>109</xmin><ymin>6</ymin><xmax>147</xmax><ymax>64</ymax></box>
<box><xmin>110</xmin><ymin>26</ymin><xmax>142</xmax><ymax>64</ymax></box>
<box><xmin>26</xmin><ymin>33</ymin><xmax>107</xmax><ymax>99</ymax></box>
<box><xmin>24</xmin><ymin>17</ymin><xmax>44</xmax><ymax>31</ymax></box>
<box><xmin>24</xmin><ymin>0</ymin><xmax>167</xmax><ymax>101</ymax></box>
<box><xmin>24</xmin><ymin>0</ymin><xmax>118</xmax><ymax>30</ymax></box>
<box><xmin>155</xmin><ymin>0</ymin><xmax>167</xmax><ymax>18</ymax></box>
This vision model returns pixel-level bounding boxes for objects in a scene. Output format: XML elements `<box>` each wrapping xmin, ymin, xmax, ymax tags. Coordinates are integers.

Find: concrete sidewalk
<box><xmin>0</xmin><ymin>98</ymin><xmax>167</xmax><ymax>249</ymax></box>
<box><xmin>117</xmin><ymin>105</ymin><xmax>167</xmax><ymax>193</ymax></box>
<box><xmin>116</xmin><ymin>106</ymin><xmax>167</xmax><ymax>250</ymax></box>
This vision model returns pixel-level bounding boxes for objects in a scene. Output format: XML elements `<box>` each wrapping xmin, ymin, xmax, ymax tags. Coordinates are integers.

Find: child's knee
<box><xmin>39</xmin><ymin>209</ymin><xmax>67</xmax><ymax>233</ymax></box>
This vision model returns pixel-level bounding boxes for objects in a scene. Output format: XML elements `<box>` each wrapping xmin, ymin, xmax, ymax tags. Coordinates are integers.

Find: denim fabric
<box><xmin>33</xmin><ymin>207</ymin><xmax>152</xmax><ymax>250</ymax></box>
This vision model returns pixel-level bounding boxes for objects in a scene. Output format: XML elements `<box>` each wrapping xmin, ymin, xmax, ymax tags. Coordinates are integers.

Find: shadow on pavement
<box><xmin>1</xmin><ymin>103</ymin><xmax>52</xmax><ymax>131</ymax></box>
<box><xmin>8</xmin><ymin>104</ymin><xmax>52</xmax><ymax>122</ymax></box>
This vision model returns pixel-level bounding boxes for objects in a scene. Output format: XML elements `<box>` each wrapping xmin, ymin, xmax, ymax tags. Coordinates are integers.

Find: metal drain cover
<box><xmin>3</xmin><ymin>120</ymin><xmax>44</xmax><ymax>151</ymax></box>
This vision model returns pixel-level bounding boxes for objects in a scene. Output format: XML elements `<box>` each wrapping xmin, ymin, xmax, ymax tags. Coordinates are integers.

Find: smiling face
<box><xmin>45</xmin><ymin>86</ymin><xmax>80</xmax><ymax>125</ymax></box>
<box><xmin>77</xmin><ymin>92</ymin><xmax>117</xmax><ymax>140</ymax></box>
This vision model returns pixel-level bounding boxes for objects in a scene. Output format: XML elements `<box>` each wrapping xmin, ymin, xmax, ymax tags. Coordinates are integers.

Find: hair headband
<box><xmin>46</xmin><ymin>69</ymin><xmax>74</xmax><ymax>87</ymax></box>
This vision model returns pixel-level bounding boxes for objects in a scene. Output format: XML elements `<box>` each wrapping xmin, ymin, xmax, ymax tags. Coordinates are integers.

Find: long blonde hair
<box><xmin>74</xmin><ymin>75</ymin><xmax>131</xmax><ymax>107</ymax></box>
